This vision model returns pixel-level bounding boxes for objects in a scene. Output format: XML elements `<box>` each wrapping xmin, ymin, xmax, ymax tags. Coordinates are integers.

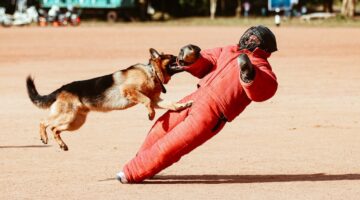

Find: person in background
<box><xmin>243</xmin><ymin>1</ymin><xmax>251</xmax><ymax>17</ymax></box>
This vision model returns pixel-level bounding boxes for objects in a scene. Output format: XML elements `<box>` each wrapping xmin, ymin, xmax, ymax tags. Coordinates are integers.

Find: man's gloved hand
<box><xmin>177</xmin><ymin>44</ymin><xmax>201</xmax><ymax>66</ymax></box>
<box><xmin>238</xmin><ymin>53</ymin><xmax>255</xmax><ymax>83</ymax></box>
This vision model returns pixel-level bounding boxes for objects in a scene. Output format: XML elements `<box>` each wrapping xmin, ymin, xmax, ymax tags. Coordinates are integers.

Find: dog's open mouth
<box><xmin>166</xmin><ymin>58</ymin><xmax>183</xmax><ymax>75</ymax></box>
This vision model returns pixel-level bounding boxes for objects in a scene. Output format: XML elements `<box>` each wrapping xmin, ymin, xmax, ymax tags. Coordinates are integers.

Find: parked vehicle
<box><xmin>39</xmin><ymin>0</ymin><xmax>136</xmax><ymax>22</ymax></box>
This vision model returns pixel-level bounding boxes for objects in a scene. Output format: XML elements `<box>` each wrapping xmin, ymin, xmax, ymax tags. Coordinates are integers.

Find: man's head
<box><xmin>238</xmin><ymin>25</ymin><xmax>278</xmax><ymax>53</ymax></box>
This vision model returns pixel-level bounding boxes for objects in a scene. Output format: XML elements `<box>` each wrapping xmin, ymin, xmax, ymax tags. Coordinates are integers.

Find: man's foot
<box><xmin>237</xmin><ymin>53</ymin><xmax>255</xmax><ymax>83</ymax></box>
<box><xmin>116</xmin><ymin>171</ymin><xmax>128</xmax><ymax>184</ymax></box>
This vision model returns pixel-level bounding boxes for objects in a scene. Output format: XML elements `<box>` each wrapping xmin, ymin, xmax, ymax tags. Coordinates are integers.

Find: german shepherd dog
<box><xmin>26</xmin><ymin>48</ymin><xmax>192</xmax><ymax>151</ymax></box>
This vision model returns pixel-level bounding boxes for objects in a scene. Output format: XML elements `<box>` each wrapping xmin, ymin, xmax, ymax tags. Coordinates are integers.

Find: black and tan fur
<box><xmin>26</xmin><ymin>48</ymin><xmax>192</xmax><ymax>151</ymax></box>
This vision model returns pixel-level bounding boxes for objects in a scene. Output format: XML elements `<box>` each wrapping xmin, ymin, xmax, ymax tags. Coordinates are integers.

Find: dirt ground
<box><xmin>0</xmin><ymin>25</ymin><xmax>360</xmax><ymax>200</ymax></box>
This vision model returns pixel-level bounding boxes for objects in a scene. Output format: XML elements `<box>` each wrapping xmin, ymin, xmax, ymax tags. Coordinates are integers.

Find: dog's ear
<box><xmin>150</xmin><ymin>48</ymin><xmax>160</xmax><ymax>59</ymax></box>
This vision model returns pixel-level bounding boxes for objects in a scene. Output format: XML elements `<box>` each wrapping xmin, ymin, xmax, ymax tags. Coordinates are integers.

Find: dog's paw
<box><xmin>174</xmin><ymin>101</ymin><xmax>193</xmax><ymax>111</ymax></box>
<box><xmin>148</xmin><ymin>112</ymin><xmax>155</xmax><ymax>121</ymax></box>
<box><xmin>60</xmin><ymin>144</ymin><xmax>69</xmax><ymax>151</ymax></box>
<box><xmin>184</xmin><ymin>100</ymin><xmax>194</xmax><ymax>107</ymax></box>
<box><xmin>40</xmin><ymin>137</ymin><xmax>48</xmax><ymax>144</ymax></box>
<box><xmin>180</xmin><ymin>100</ymin><xmax>193</xmax><ymax>109</ymax></box>
<box><xmin>40</xmin><ymin>132</ymin><xmax>48</xmax><ymax>144</ymax></box>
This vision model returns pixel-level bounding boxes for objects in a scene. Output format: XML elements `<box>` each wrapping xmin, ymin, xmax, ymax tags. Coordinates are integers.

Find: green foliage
<box><xmin>178</xmin><ymin>0</ymin><xmax>210</xmax><ymax>16</ymax></box>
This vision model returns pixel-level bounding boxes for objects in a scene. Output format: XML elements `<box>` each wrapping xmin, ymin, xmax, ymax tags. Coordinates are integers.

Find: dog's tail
<box><xmin>26</xmin><ymin>76</ymin><xmax>59</xmax><ymax>109</ymax></box>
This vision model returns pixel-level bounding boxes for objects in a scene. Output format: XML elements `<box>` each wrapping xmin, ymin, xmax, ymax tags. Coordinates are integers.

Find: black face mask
<box><xmin>239</xmin><ymin>25</ymin><xmax>278</xmax><ymax>53</ymax></box>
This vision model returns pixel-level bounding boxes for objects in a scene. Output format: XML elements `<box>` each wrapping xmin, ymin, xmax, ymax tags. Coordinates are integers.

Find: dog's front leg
<box><xmin>155</xmin><ymin>99</ymin><xmax>193</xmax><ymax>111</ymax></box>
<box><xmin>124</xmin><ymin>88</ymin><xmax>155</xmax><ymax>120</ymax></box>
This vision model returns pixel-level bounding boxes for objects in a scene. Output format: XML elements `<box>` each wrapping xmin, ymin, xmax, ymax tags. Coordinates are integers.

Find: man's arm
<box><xmin>238</xmin><ymin>54</ymin><xmax>278</xmax><ymax>102</ymax></box>
<box><xmin>177</xmin><ymin>44</ymin><xmax>222</xmax><ymax>79</ymax></box>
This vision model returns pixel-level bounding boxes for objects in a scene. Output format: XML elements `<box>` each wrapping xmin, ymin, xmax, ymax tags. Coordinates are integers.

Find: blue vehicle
<box><xmin>39</xmin><ymin>0</ymin><xmax>138</xmax><ymax>21</ymax></box>
<box><xmin>268</xmin><ymin>0</ymin><xmax>292</xmax><ymax>11</ymax></box>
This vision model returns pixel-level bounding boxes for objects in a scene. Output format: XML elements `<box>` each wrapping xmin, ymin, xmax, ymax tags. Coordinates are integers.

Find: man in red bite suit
<box><xmin>116</xmin><ymin>25</ymin><xmax>278</xmax><ymax>183</ymax></box>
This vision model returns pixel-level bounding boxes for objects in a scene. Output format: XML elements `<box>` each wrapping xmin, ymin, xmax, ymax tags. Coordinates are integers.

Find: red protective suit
<box><xmin>122</xmin><ymin>45</ymin><xmax>278</xmax><ymax>183</ymax></box>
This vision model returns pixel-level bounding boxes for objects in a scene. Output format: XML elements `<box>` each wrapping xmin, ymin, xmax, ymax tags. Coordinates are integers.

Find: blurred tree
<box><xmin>235</xmin><ymin>0</ymin><xmax>242</xmax><ymax>17</ymax></box>
<box><xmin>152</xmin><ymin>0</ymin><xmax>209</xmax><ymax>17</ymax></box>
<box><xmin>0</xmin><ymin>0</ymin><xmax>16</xmax><ymax>13</ymax></box>
<box><xmin>138</xmin><ymin>0</ymin><xmax>149</xmax><ymax>21</ymax></box>
<box><xmin>150</xmin><ymin>0</ymin><xmax>355</xmax><ymax>18</ymax></box>
<box><xmin>341</xmin><ymin>0</ymin><xmax>356</xmax><ymax>17</ymax></box>
<box><xmin>306</xmin><ymin>0</ymin><xmax>333</xmax><ymax>12</ymax></box>
<box><xmin>323</xmin><ymin>0</ymin><xmax>334</xmax><ymax>12</ymax></box>
<box><xmin>210</xmin><ymin>0</ymin><xmax>217</xmax><ymax>19</ymax></box>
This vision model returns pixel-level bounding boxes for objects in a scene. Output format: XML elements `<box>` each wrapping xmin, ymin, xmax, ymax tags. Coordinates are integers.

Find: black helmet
<box><xmin>239</xmin><ymin>25</ymin><xmax>278</xmax><ymax>53</ymax></box>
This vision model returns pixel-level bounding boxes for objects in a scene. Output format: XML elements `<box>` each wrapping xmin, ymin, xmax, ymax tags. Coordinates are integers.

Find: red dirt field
<box><xmin>1</xmin><ymin>26</ymin><xmax>360</xmax><ymax>200</ymax></box>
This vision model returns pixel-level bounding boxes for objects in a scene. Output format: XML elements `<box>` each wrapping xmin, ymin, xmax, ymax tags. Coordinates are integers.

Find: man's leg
<box><xmin>145</xmin><ymin>116</ymin><xmax>227</xmax><ymax>179</ymax></box>
<box><xmin>137</xmin><ymin>107</ymin><xmax>190</xmax><ymax>153</ymax></box>
<box><xmin>122</xmin><ymin>102</ymin><xmax>220</xmax><ymax>183</ymax></box>
<box><xmin>117</xmin><ymin>94</ymin><xmax>193</xmax><ymax>183</ymax></box>
<box><xmin>137</xmin><ymin>92</ymin><xmax>196</xmax><ymax>153</ymax></box>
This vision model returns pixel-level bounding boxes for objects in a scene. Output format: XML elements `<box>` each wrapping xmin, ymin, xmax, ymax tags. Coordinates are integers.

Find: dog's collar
<box><xmin>147</xmin><ymin>64</ymin><xmax>167</xmax><ymax>94</ymax></box>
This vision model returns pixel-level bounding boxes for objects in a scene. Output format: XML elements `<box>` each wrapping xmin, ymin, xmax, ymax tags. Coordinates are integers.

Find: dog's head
<box><xmin>149</xmin><ymin>48</ymin><xmax>183</xmax><ymax>84</ymax></box>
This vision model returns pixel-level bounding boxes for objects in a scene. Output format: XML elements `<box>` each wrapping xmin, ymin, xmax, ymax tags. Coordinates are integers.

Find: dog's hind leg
<box><xmin>48</xmin><ymin>115</ymin><xmax>71</xmax><ymax>151</ymax></box>
<box><xmin>39</xmin><ymin>109</ymin><xmax>60</xmax><ymax>144</ymax></box>
<box><xmin>49</xmin><ymin>107</ymin><xmax>88</xmax><ymax>151</ymax></box>
<box><xmin>49</xmin><ymin>108</ymin><xmax>88</xmax><ymax>151</ymax></box>
<box><xmin>46</xmin><ymin>92</ymin><xmax>88</xmax><ymax>151</ymax></box>
<box><xmin>39</xmin><ymin>120</ymin><xmax>50</xmax><ymax>144</ymax></box>
<box><xmin>47</xmin><ymin>95</ymin><xmax>85</xmax><ymax>151</ymax></box>
<box><xmin>50</xmin><ymin>127</ymin><xmax>68</xmax><ymax>151</ymax></box>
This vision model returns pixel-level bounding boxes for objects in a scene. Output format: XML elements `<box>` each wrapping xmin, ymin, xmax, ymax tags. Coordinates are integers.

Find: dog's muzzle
<box><xmin>166</xmin><ymin>60</ymin><xmax>185</xmax><ymax>76</ymax></box>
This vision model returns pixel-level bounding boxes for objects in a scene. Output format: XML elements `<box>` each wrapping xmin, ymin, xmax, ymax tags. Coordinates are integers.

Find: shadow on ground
<box><xmin>100</xmin><ymin>173</ymin><xmax>360</xmax><ymax>184</ymax></box>
<box><xmin>0</xmin><ymin>145</ymin><xmax>51</xmax><ymax>149</ymax></box>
